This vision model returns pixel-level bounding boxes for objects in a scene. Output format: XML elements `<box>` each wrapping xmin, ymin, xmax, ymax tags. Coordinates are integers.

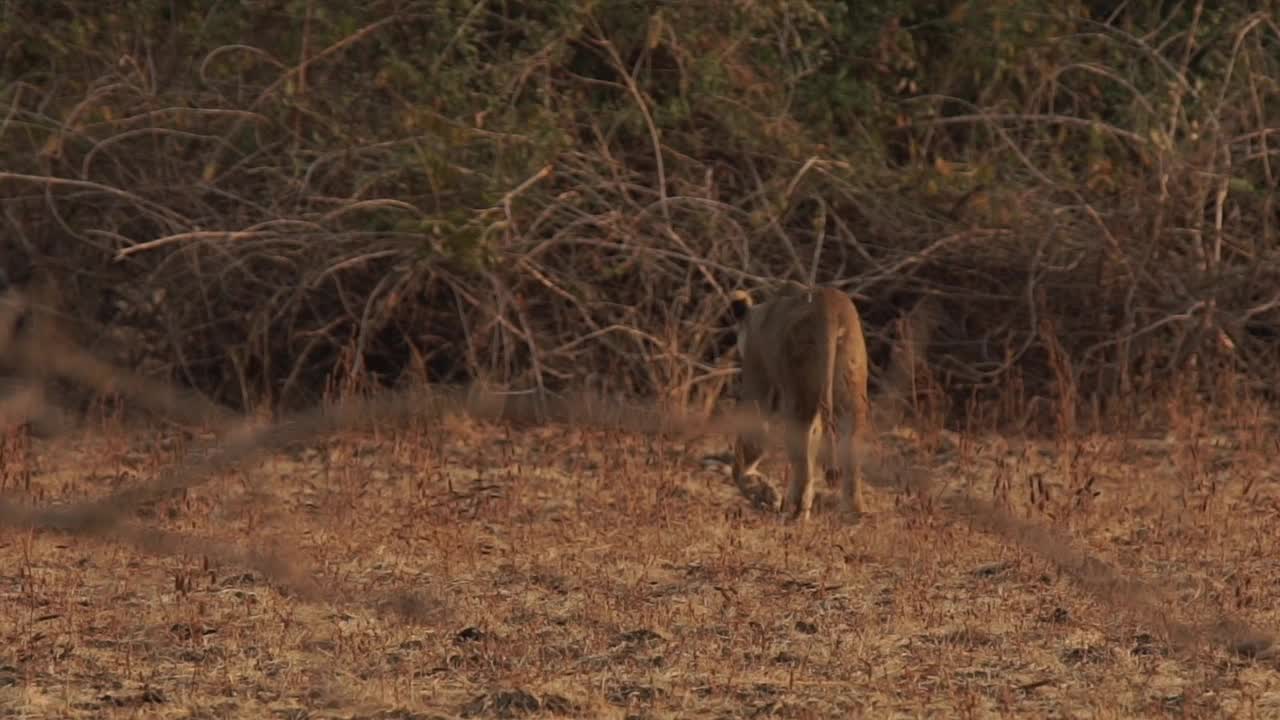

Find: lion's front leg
<box><xmin>732</xmin><ymin>423</ymin><xmax>781</xmax><ymax>512</ymax></box>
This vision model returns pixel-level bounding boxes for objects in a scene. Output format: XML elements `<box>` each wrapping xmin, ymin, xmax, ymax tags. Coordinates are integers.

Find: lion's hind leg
<box><xmin>782</xmin><ymin>415</ymin><xmax>822</xmax><ymax>522</ymax></box>
<box><xmin>837</xmin><ymin>412</ymin><xmax>869</xmax><ymax>516</ymax></box>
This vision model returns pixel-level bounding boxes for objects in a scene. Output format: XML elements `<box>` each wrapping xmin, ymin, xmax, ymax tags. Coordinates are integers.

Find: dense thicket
<box><xmin>2</xmin><ymin>1</ymin><xmax>1278</xmax><ymax>428</ymax></box>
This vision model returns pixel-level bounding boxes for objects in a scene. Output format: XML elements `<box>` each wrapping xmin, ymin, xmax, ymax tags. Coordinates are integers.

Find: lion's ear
<box><xmin>728</xmin><ymin>290</ymin><xmax>754</xmax><ymax>323</ymax></box>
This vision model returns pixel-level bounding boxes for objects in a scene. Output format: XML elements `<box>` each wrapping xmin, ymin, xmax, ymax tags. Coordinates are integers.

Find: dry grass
<box><xmin>1</xmin><ymin>285</ymin><xmax>1278</xmax><ymax>718</ymax></box>
<box><xmin>3</xmin><ymin>410</ymin><xmax>1280</xmax><ymax>719</ymax></box>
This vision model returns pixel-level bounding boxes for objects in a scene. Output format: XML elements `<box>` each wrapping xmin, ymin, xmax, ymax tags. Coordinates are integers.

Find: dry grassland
<box><xmin>3</xmin><ymin>406</ymin><xmax>1280</xmax><ymax>719</ymax></box>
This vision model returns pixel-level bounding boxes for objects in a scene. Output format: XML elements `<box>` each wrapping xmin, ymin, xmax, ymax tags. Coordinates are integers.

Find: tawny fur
<box><xmin>728</xmin><ymin>286</ymin><xmax>871</xmax><ymax>522</ymax></box>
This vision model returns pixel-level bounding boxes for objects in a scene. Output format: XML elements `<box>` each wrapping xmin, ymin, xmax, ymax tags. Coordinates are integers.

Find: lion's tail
<box><xmin>822</xmin><ymin>305</ymin><xmax>838</xmax><ymax>429</ymax></box>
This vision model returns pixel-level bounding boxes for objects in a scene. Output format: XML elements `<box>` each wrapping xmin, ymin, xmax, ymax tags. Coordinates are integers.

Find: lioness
<box><xmin>729</xmin><ymin>285</ymin><xmax>870</xmax><ymax>522</ymax></box>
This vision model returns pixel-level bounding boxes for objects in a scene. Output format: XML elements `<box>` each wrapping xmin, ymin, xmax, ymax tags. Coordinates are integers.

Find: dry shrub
<box><xmin>0</xmin><ymin>1</ymin><xmax>1276</xmax><ymax>433</ymax></box>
